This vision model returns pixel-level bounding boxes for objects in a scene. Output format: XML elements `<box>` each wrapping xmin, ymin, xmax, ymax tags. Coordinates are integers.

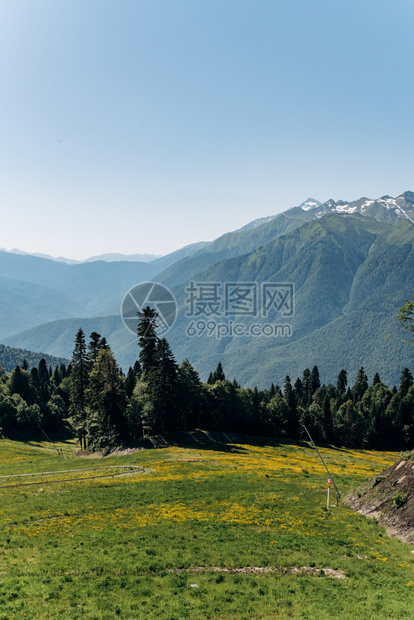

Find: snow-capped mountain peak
<box><xmin>299</xmin><ymin>198</ymin><xmax>322</xmax><ymax>211</ymax></box>
<box><xmin>309</xmin><ymin>192</ymin><xmax>414</xmax><ymax>225</ymax></box>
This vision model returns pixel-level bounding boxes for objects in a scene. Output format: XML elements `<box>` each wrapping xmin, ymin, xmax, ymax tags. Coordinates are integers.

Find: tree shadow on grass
<box><xmin>126</xmin><ymin>430</ymin><xmax>315</xmax><ymax>453</ymax></box>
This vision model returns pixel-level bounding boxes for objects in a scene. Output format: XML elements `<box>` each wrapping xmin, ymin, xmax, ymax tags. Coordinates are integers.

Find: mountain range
<box><xmin>0</xmin><ymin>248</ymin><xmax>163</xmax><ymax>264</ymax></box>
<box><xmin>1</xmin><ymin>191</ymin><xmax>414</xmax><ymax>388</ymax></box>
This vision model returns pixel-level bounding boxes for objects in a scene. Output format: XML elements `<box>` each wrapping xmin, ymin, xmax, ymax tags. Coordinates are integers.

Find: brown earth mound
<box><xmin>345</xmin><ymin>458</ymin><xmax>414</xmax><ymax>544</ymax></box>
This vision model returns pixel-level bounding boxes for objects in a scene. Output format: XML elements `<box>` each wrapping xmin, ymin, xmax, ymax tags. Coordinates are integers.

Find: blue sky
<box><xmin>1</xmin><ymin>0</ymin><xmax>413</xmax><ymax>259</ymax></box>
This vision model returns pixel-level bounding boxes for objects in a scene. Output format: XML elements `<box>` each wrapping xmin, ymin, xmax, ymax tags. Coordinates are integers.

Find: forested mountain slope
<box><xmin>6</xmin><ymin>214</ymin><xmax>414</xmax><ymax>387</ymax></box>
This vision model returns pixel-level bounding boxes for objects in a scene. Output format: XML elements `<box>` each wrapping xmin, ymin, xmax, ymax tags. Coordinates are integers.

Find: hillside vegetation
<box><xmin>6</xmin><ymin>213</ymin><xmax>413</xmax><ymax>387</ymax></box>
<box><xmin>1</xmin><ymin>437</ymin><xmax>414</xmax><ymax>619</ymax></box>
<box><xmin>0</xmin><ymin>344</ymin><xmax>68</xmax><ymax>373</ymax></box>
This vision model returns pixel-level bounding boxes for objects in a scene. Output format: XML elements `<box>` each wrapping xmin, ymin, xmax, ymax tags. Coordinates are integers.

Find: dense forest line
<box><xmin>0</xmin><ymin>306</ymin><xmax>413</xmax><ymax>453</ymax></box>
<box><xmin>0</xmin><ymin>344</ymin><xmax>68</xmax><ymax>373</ymax></box>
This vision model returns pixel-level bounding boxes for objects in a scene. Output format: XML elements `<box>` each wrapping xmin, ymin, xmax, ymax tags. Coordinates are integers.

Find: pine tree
<box><xmin>156</xmin><ymin>338</ymin><xmax>179</xmax><ymax>431</ymax></box>
<box><xmin>293</xmin><ymin>377</ymin><xmax>304</xmax><ymax>403</ymax></box>
<box><xmin>52</xmin><ymin>366</ymin><xmax>61</xmax><ymax>387</ymax></box>
<box><xmin>352</xmin><ymin>367</ymin><xmax>368</xmax><ymax>403</ymax></box>
<box><xmin>301</xmin><ymin>368</ymin><xmax>311</xmax><ymax>404</ymax></box>
<box><xmin>86</xmin><ymin>348</ymin><xmax>127</xmax><ymax>450</ymax></box>
<box><xmin>372</xmin><ymin>372</ymin><xmax>381</xmax><ymax>386</ymax></box>
<box><xmin>133</xmin><ymin>360</ymin><xmax>142</xmax><ymax>378</ymax></box>
<box><xmin>37</xmin><ymin>358</ymin><xmax>51</xmax><ymax>404</ymax></box>
<box><xmin>322</xmin><ymin>394</ymin><xmax>333</xmax><ymax>443</ymax></box>
<box><xmin>210</xmin><ymin>362</ymin><xmax>226</xmax><ymax>383</ymax></box>
<box><xmin>309</xmin><ymin>366</ymin><xmax>321</xmax><ymax>398</ymax></box>
<box><xmin>69</xmin><ymin>328</ymin><xmax>89</xmax><ymax>449</ymax></box>
<box><xmin>337</xmin><ymin>369</ymin><xmax>347</xmax><ymax>395</ymax></box>
<box><xmin>283</xmin><ymin>376</ymin><xmax>299</xmax><ymax>439</ymax></box>
<box><xmin>177</xmin><ymin>359</ymin><xmax>202</xmax><ymax>431</ymax></box>
<box><xmin>88</xmin><ymin>332</ymin><xmax>103</xmax><ymax>366</ymax></box>
<box><xmin>125</xmin><ymin>367</ymin><xmax>137</xmax><ymax>398</ymax></box>
<box><xmin>138</xmin><ymin>307</ymin><xmax>159</xmax><ymax>375</ymax></box>
<box><xmin>136</xmin><ymin>309</ymin><xmax>180</xmax><ymax>434</ymax></box>
<box><xmin>399</xmin><ymin>368</ymin><xmax>413</xmax><ymax>397</ymax></box>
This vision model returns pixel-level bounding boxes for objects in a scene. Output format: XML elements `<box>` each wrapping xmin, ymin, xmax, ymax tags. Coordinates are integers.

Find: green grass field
<box><xmin>0</xmin><ymin>436</ymin><xmax>413</xmax><ymax>619</ymax></box>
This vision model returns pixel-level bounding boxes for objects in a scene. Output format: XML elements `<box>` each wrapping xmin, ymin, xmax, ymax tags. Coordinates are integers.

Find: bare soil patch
<box><xmin>345</xmin><ymin>458</ymin><xmax>414</xmax><ymax>545</ymax></box>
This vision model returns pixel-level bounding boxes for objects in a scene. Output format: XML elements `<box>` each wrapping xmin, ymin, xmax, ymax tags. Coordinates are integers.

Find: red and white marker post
<box><xmin>327</xmin><ymin>479</ymin><xmax>331</xmax><ymax>509</ymax></box>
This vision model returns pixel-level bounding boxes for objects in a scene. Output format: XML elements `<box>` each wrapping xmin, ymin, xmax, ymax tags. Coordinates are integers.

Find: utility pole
<box><xmin>302</xmin><ymin>424</ymin><xmax>340</xmax><ymax>507</ymax></box>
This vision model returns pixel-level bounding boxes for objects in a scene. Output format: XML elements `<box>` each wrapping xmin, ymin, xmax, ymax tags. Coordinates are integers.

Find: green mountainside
<box><xmin>0</xmin><ymin>343</ymin><xmax>68</xmax><ymax>373</ymax></box>
<box><xmin>156</xmin><ymin>191</ymin><xmax>414</xmax><ymax>289</ymax></box>
<box><xmin>165</xmin><ymin>214</ymin><xmax>414</xmax><ymax>387</ymax></box>
<box><xmin>0</xmin><ymin>242</ymin><xmax>207</xmax><ymax>337</ymax></box>
<box><xmin>5</xmin><ymin>213</ymin><xmax>414</xmax><ymax>387</ymax></box>
<box><xmin>157</xmin><ymin>207</ymin><xmax>317</xmax><ymax>288</ymax></box>
<box><xmin>0</xmin><ymin>275</ymin><xmax>84</xmax><ymax>340</ymax></box>
<box><xmin>3</xmin><ymin>315</ymin><xmax>130</xmax><ymax>368</ymax></box>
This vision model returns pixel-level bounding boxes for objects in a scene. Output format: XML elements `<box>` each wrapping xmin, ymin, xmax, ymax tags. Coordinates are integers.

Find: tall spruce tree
<box><xmin>352</xmin><ymin>367</ymin><xmax>369</xmax><ymax>403</ymax></box>
<box><xmin>337</xmin><ymin>369</ymin><xmax>347</xmax><ymax>395</ymax></box>
<box><xmin>399</xmin><ymin>368</ymin><xmax>413</xmax><ymax>397</ymax></box>
<box><xmin>309</xmin><ymin>366</ymin><xmax>321</xmax><ymax>398</ymax></box>
<box><xmin>157</xmin><ymin>338</ymin><xmax>179</xmax><ymax>431</ymax></box>
<box><xmin>88</xmin><ymin>332</ymin><xmax>103</xmax><ymax>366</ymax></box>
<box><xmin>177</xmin><ymin>359</ymin><xmax>202</xmax><ymax>431</ymax></box>
<box><xmin>86</xmin><ymin>348</ymin><xmax>127</xmax><ymax>450</ymax></box>
<box><xmin>69</xmin><ymin>328</ymin><xmax>89</xmax><ymax>449</ymax></box>
<box><xmin>138</xmin><ymin>307</ymin><xmax>159</xmax><ymax>375</ymax></box>
<box><xmin>37</xmin><ymin>358</ymin><xmax>51</xmax><ymax>404</ymax></box>
<box><xmin>301</xmin><ymin>368</ymin><xmax>311</xmax><ymax>404</ymax></box>
<box><xmin>283</xmin><ymin>375</ymin><xmax>299</xmax><ymax>439</ymax></box>
<box><xmin>136</xmin><ymin>308</ymin><xmax>180</xmax><ymax>434</ymax></box>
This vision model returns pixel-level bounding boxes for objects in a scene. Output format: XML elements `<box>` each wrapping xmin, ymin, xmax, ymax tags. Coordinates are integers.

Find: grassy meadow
<box><xmin>0</xmin><ymin>436</ymin><xmax>413</xmax><ymax>619</ymax></box>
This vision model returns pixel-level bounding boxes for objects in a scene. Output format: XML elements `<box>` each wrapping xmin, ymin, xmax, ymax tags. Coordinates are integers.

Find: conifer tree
<box><xmin>69</xmin><ymin>328</ymin><xmax>89</xmax><ymax>449</ymax></box>
<box><xmin>283</xmin><ymin>376</ymin><xmax>299</xmax><ymax>439</ymax></box>
<box><xmin>301</xmin><ymin>368</ymin><xmax>311</xmax><ymax>404</ymax></box>
<box><xmin>52</xmin><ymin>366</ymin><xmax>61</xmax><ymax>387</ymax></box>
<box><xmin>399</xmin><ymin>368</ymin><xmax>413</xmax><ymax>397</ymax></box>
<box><xmin>293</xmin><ymin>377</ymin><xmax>304</xmax><ymax>403</ymax></box>
<box><xmin>37</xmin><ymin>358</ymin><xmax>51</xmax><ymax>404</ymax></box>
<box><xmin>88</xmin><ymin>332</ymin><xmax>103</xmax><ymax>366</ymax></box>
<box><xmin>137</xmin><ymin>307</ymin><xmax>159</xmax><ymax>375</ymax></box>
<box><xmin>372</xmin><ymin>372</ymin><xmax>381</xmax><ymax>386</ymax></box>
<box><xmin>352</xmin><ymin>367</ymin><xmax>368</xmax><ymax>402</ymax></box>
<box><xmin>86</xmin><ymin>348</ymin><xmax>127</xmax><ymax>449</ymax></box>
<box><xmin>177</xmin><ymin>358</ymin><xmax>202</xmax><ymax>431</ymax></box>
<box><xmin>337</xmin><ymin>369</ymin><xmax>347</xmax><ymax>395</ymax></box>
<box><xmin>213</xmin><ymin>362</ymin><xmax>226</xmax><ymax>383</ymax></box>
<box><xmin>156</xmin><ymin>338</ymin><xmax>179</xmax><ymax>431</ymax></box>
<box><xmin>309</xmin><ymin>366</ymin><xmax>321</xmax><ymax>398</ymax></box>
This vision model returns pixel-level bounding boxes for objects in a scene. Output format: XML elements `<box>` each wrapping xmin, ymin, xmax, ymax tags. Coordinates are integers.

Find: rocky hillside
<box><xmin>345</xmin><ymin>456</ymin><xmax>414</xmax><ymax>544</ymax></box>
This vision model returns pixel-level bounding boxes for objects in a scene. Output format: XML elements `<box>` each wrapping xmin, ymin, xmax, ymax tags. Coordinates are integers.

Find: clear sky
<box><xmin>1</xmin><ymin>0</ymin><xmax>413</xmax><ymax>259</ymax></box>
